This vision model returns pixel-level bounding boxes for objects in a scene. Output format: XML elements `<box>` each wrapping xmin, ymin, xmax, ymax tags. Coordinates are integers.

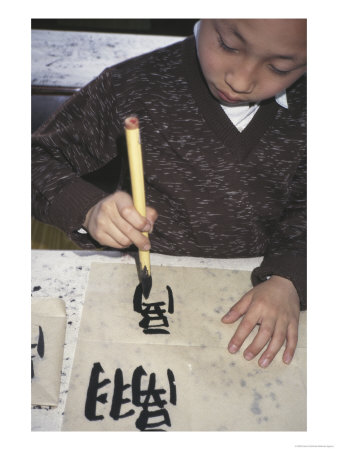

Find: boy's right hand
<box><xmin>83</xmin><ymin>191</ymin><xmax>158</xmax><ymax>250</ymax></box>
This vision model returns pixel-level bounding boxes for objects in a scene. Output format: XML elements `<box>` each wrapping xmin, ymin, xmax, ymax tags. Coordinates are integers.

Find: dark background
<box><xmin>31</xmin><ymin>19</ymin><xmax>198</xmax><ymax>36</ymax></box>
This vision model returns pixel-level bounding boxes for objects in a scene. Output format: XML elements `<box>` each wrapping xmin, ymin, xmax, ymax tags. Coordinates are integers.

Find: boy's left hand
<box><xmin>221</xmin><ymin>275</ymin><xmax>300</xmax><ymax>368</ymax></box>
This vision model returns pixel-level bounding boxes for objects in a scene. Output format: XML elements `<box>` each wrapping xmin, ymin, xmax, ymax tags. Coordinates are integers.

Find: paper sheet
<box><xmin>31</xmin><ymin>297</ymin><xmax>66</xmax><ymax>406</ymax></box>
<box><xmin>62</xmin><ymin>263</ymin><xmax>306</xmax><ymax>431</ymax></box>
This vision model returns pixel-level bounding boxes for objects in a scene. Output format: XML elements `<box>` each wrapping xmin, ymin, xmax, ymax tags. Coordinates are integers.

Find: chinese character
<box><xmin>31</xmin><ymin>325</ymin><xmax>44</xmax><ymax>379</ymax></box>
<box><xmin>85</xmin><ymin>363</ymin><xmax>177</xmax><ymax>431</ymax></box>
<box><xmin>133</xmin><ymin>284</ymin><xmax>174</xmax><ymax>334</ymax></box>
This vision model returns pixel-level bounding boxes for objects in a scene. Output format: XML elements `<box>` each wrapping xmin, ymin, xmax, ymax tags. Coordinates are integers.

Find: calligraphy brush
<box><xmin>124</xmin><ymin>116</ymin><xmax>152</xmax><ymax>299</ymax></box>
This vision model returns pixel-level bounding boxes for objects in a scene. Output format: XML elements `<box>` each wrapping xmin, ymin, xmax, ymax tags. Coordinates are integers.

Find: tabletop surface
<box><xmin>31</xmin><ymin>250</ymin><xmax>306</xmax><ymax>431</ymax></box>
<box><xmin>31</xmin><ymin>30</ymin><xmax>184</xmax><ymax>88</ymax></box>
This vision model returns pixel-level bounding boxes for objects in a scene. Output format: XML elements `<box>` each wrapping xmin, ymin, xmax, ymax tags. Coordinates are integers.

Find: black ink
<box><xmin>110</xmin><ymin>368</ymin><xmax>134</xmax><ymax>420</ymax></box>
<box><xmin>132</xmin><ymin>366</ymin><xmax>167</xmax><ymax>408</ymax></box>
<box><xmin>133</xmin><ymin>283</ymin><xmax>174</xmax><ymax>334</ymax></box>
<box><xmin>142</xmin><ymin>328</ymin><xmax>171</xmax><ymax>334</ymax></box>
<box><xmin>139</xmin><ymin>302</ymin><xmax>170</xmax><ymax>333</ymax></box>
<box><xmin>85</xmin><ymin>362</ymin><xmax>111</xmax><ymax>421</ymax></box>
<box><xmin>131</xmin><ymin>365</ymin><xmax>175</xmax><ymax>431</ymax></box>
<box><xmin>135</xmin><ymin>408</ymin><xmax>171</xmax><ymax>431</ymax></box>
<box><xmin>32</xmin><ymin>286</ymin><xmax>41</xmax><ymax>292</ymax></box>
<box><xmin>37</xmin><ymin>326</ymin><xmax>44</xmax><ymax>357</ymax></box>
<box><xmin>167</xmin><ymin>369</ymin><xmax>177</xmax><ymax>405</ymax></box>
<box><xmin>133</xmin><ymin>283</ymin><xmax>143</xmax><ymax>313</ymax></box>
<box><xmin>166</xmin><ymin>286</ymin><xmax>174</xmax><ymax>314</ymax></box>
<box><xmin>84</xmin><ymin>364</ymin><xmax>177</xmax><ymax>431</ymax></box>
<box><xmin>140</xmin><ymin>269</ymin><xmax>152</xmax><ymax>299</ymax></box>
<box><xmin>31</xmin><ymin>325</ymin><xmax>44</xmax><ymax>379</ymax></box>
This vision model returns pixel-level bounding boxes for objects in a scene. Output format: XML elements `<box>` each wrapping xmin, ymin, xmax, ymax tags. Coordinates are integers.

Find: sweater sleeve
<box><xmin>251</xmin><ymin>152</ymin><xmax>307</xmax><ymax>310</ymax></box>
<box><xmin>32</xmin><ymin>68</ymin><xmax>123</xmax><ymax>248</ymax></box>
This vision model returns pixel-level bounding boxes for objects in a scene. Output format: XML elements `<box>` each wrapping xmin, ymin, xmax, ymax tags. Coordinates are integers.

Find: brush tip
<box><xmin>141</xmin><ymin>275</ymin><xmax>152</xmax><ymax>299</ymax></box>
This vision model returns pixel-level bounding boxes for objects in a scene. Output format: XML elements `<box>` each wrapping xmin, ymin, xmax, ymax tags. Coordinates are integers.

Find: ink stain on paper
<box><xmin>250</xmin><ymin>390</ymin><xmax>262</xmax><ymax>415</ymax></box>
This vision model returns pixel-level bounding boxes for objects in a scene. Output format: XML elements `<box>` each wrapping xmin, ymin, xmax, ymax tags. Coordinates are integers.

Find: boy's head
<box><xmin>196</xmin><ymin>19</ymin><xmax>307</xmax><ymax>106</ymax></box>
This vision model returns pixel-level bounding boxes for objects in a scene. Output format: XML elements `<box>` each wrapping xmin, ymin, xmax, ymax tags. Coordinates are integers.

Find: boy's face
<box><xmin>196</xmin><ymin>19</ymin><xmax>307</xmax><ymax>106</ymax></box>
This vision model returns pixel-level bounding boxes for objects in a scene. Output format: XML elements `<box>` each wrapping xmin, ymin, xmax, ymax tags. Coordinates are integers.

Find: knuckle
<box><xmin>120</xmin><ymin>206</ymin><xmax>134</xmax><ymax>220</ymax></box>
<box><xmin>287</xmin><ymin>331</ymin><xmax>298</xmax><ymax>347</ymax></box>
<box><xmin>240</xmin><ymin>316</ymin><xmax>256</xmax><ymax>330</ymax></box>
<box><xmin>137</xmin><ymin>217</ymin><xmax>148</xmax><ymax>231</ymax></box>
<box><xmin>263</xmin><ymin>350</ymin><xmax>277</xmax><ymax>361</ymax></box>
<box><xmin>149</xmin><ymin>208</ymin><xmax>159</xmax><ymax>221</ymax></box>
<box><xmin>95</xmin><ymin>230</ymin><xmax>106</xmax><ymax>244</ymax></box>
<box><xmin>273</xmin><ymin>331</ymin><xmax>287</xmax><ymax>344</ymax></box>
<box><xmin>121</xmin><ymin>222</ymin><xmax>134</xmax><ymax>236</ymax></box>
<box><xmin>254</xmin><ymin>296</ymin><xmax>269</xmax><ymax>309</ymax></box>
<box><xmin>119</xmin><ymin>235</ymin><xmax>132</xmax><ymax>247</ymax></box>
<box><xmin>260</xmin><ymin>326</ymin><xmax>274</xmax><ymax>338</ymax></box>
<box><xmin>100</xmin><ymin>201</ymin><xmax>110</xmax><ymax>214</ymax></box>
<box><xmin>96</xmin><ymin>215</ymin><xmax>106</xmax><ymax>228</ymax></box>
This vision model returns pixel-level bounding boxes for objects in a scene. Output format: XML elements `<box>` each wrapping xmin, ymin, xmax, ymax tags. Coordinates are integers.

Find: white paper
<box><xmin>31</xmin><ymin>297</ymin><xmax>66</xmax><ymax>406</ymax></box>
<box><xmin>62</xmin><ymin>263</ymin><xmax>306</xmax><ymax>431</ymax></box>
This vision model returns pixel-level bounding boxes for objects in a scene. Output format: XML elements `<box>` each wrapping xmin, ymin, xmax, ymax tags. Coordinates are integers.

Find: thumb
<box><xmin>221</xmin><ymin>290</ymin><xmax>253</xmax><ymax>323</ymax></box>
<box><xmin>145</xmin><ymin>206</ymin><xmax>158</xmax><ymax>232</ymax></box>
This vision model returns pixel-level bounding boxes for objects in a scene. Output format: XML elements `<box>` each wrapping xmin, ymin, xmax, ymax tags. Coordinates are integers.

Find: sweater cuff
<box><xmin>47</xmin><ymin>177</ymin><xmax>109</xmax><ymax>239</ymax></box>
<box><xmin>251</xmin><ymin>253</ymin><xmax>307</xmax><ymax>310</ymax></box>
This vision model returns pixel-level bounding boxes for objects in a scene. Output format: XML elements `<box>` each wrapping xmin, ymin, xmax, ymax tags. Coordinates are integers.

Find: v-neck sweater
<box><xmin>32</xmin><ymin>36</ymin><xmax>307</xmax><ymax>309</ymax></box>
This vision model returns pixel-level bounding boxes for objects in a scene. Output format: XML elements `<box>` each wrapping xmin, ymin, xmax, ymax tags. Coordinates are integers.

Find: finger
<box><xmin>227</xmin><ymin>310</ymin><xmax>260</xmax><ymax>354</ymax></box>
<box><xmin>103</xmin><ymin>197</ymin><xmax>151</xmax><ymax>250</ymax></box>
<box><xmin>93</xmin><ymin>229</ymin><xmax>130</xmax><ymax>249</ymax></box>
<box><xmin>282</xmin><ymin>320</ymin><xmax>299</xmax><ymax>365</ymax></box>
<box><xmin>92</xmin><ymin>213</ymin><xmax>149</xmax><ymax>250</ymax></box>
<box><xmin>243</xmin><ymin>318</ymin><xmax>278</xmax><ymax>362</ymax></box>
<box><xmin>146</xmin><ymin>207</ymin><xmax>158</xmax><ymax>232</ymax></box>
<box><xmin>221</xmin><ymin>291</ymin><xmax>253</xmax><ymax>323</ymax></box>
<box><xmin>113</xmin><ymin>215</ymin><xmax>151</xmax><ymax>250</ymax></box>
<box><xmin>118</xmin><ymin>202</ymin><xmax>151</xmax><ymax>232</ymax></box>
<box><xmin>103</xmin><ymin>222</ymin><xmax>134</xmax><ymax>248</ymax></box>
<box><xmin>257</xmin><ymin>320</ymin><xmax>288</xmax><ymax>368</ymax></box>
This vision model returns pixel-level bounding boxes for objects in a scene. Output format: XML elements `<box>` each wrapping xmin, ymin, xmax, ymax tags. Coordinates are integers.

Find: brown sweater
<box><xmin>32</xmin><ymin>36</ymin><xmax>307</xmax><ymax>309</ymax></box>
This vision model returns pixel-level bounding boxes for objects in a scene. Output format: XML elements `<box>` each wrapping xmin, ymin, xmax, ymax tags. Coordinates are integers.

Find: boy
<box><xmin>32</xmin><ymin>19</ymin><xmax>307</xmax><ymax>368</ymax></box>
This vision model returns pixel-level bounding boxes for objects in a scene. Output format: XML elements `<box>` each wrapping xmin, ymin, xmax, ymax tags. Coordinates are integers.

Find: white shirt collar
<box><xmin>193</xmin><ymin>20</ymin><xmax>289</xmax><ymax>109</ymax></box>
<box><xmin>275</xmin><ymin>89</ymin><xmax>288</xmax><ymax>108</ymax></box>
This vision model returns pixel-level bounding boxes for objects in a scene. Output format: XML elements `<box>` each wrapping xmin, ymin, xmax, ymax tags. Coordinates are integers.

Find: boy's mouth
<box><xmin>216</xmin><ymin>88</ymin><xmax>244</xmax><ymax>104</ymax></box>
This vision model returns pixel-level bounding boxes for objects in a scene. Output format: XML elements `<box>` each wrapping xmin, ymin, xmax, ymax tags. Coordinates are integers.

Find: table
<box><xmin>31</xmin><ymin>249</ymin><xmax>306</xmax><ymax>432</ymax></box>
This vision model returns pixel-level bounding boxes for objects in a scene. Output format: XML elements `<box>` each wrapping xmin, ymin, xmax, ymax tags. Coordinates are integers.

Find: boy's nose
<box><xmin>225</xmin><ymin>73</ymin><xmax>254</xmax><ymax>95</ymax></box>
<box><xmin>225</xmin><ymin>62</ymin><xmax>257</xmax><ymax>94</ymax></box>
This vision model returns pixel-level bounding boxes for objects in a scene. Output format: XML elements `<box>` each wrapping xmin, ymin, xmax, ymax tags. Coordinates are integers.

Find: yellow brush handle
<box><xmin>125</xmin><ymin>118</ymin><xmax>150</xmax><ymax>275</ymax></box>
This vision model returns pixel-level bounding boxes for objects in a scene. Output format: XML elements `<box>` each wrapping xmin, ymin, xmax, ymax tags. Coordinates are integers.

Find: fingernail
<box><xmin>228</xmin><ymin>344</ymin><xmax>238</xmax><ymax>354</ymax></box>
<box><xmin>143</xmin><ymin>244</ymin><xmax>151</xmax><ymax>251</ymax></box>
<box><xmin>260</xmin><ymin>358</ymin><xmax>270</xmax><ymax>368</ymax></box>
<box><xmin>283</xmin><ymin>354</ymin><xmax>292</xmax><ymax>364</ymax></box>
<box><xmin>222</xmin><ymin>311</ymin><xmax>232</xmax><ymax>321</ymax></box>
<box><xmin>143</xmin><ymin>223</ymin><xmax>151</xmax><ymax>232</ymax></box>
<box><xmin>244</xmin><ymin>352</ymin><xmax>254</xmax><ymax>361</ymax></box>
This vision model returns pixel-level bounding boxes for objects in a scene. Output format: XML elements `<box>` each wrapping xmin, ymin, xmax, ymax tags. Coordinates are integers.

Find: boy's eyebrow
<box><xmin>227</xmin><ymin>25</ymin><xmax>304</xmax><ymax>62</ymax></box>
<box><xmin>231</xmin><ymin>27</ymin><xmax>246</xmax><ymax>44</ymax></box>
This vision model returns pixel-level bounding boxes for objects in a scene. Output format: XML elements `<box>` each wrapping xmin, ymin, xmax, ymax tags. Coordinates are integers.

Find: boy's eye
<box><xmin>269</xmin><ymin>65</ymin><xmax>291</xmax><ymax>76</ymax></box>
<box><xmin>217</xmin><ymin>35</ymin><xmax>238</xmax><ymax>53</ymax></box>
